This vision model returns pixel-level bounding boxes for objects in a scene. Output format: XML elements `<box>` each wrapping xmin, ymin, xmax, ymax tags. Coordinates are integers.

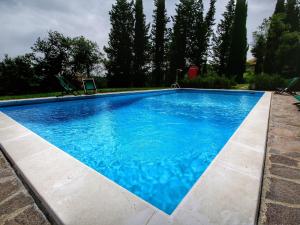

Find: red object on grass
<box><xmin>188</xmin><ymin>66</ymin><xmax>199</xmax><ymax>79</ymax></box>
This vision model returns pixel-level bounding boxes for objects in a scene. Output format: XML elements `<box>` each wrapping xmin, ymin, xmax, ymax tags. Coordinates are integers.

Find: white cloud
<box><xmin>0</xmin><ymin>0</ymin><xmax>276</xmax><ymax>59</ymax></box>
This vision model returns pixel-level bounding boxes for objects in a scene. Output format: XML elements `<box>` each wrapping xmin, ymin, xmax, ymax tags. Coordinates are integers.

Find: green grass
<box><xmin>0</xmin><ymin>87</ymin><xmax>165</xmax><ymax>101</ymax></box>
<box><xmin>233</xmin><ymin>83</ymin><xmax>250</xmax><ymax>90</ymax></box>
<box><xmin>0</xmin><ymin>85</ymin><xmax>251</xmax><ymax>101</ymax></box>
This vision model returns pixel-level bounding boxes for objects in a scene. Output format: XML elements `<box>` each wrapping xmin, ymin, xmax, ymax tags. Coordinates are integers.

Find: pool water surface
<box><xmin>0</xmin><ymin>90</ymin><xmax>263</xmax><ymax>214</ymax></box>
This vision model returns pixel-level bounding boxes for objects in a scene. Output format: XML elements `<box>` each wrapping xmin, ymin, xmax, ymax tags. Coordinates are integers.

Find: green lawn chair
<box><xmin>56</xmin><ymin>75</ymin><xmax>80</xmax><ymax>96</ymax></box>
<box><xmin>275</xmin><ymin>77</ymin><xmax>300</xmax><ymax>95</ymax></box>
<box><xmin>82</xmin><ymin>78</ymin><xmax>97</xmax><ymax>94</ymax></box>
<box><xmin>293</xmin><ymin>95</ymin><xmax>300</xmax><ymax>107</ymax></box>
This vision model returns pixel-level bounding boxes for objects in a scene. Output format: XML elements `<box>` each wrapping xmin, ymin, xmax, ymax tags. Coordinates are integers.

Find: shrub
<box><xmin>249</xmin><ymin>73</ymin><xmax>287</xmax><ymax>91</ymax></box>
<box><xmin>180</xmin><ymin>73</ymin><xmax>235</xmax><ymax>89</ymax></box>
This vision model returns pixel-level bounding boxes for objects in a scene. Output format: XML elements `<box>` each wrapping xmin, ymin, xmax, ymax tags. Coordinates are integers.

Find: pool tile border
<box><xmin>0</xmin><ymin>89</ymin><xmax>271</xmax><ymax>225</ymax></box>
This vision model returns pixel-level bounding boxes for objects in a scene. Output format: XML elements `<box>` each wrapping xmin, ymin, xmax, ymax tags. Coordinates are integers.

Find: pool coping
<box><xmin>0</xmin><ymin>89</ymin><xmax>272</xmax><ymax>225</ymax></box>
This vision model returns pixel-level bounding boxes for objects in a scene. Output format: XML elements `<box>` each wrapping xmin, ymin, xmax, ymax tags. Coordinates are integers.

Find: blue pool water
<box><xmin>1</xmin><ymin>90</ymin><xmax>263</xmax><ymax>214</ymax></box>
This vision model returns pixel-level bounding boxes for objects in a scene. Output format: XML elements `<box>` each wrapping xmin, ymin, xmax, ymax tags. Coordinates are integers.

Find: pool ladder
<box><xmin>171</xmin><ymin>82</ymin><xmax>181</xmax><ymax>89</ymax></box>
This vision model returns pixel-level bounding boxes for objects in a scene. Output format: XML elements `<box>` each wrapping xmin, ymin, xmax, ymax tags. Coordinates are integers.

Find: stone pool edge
<box><xmin>0</xmin><ymin>89</ymin><xmax>271</xmax><ymax>225</ymax></box>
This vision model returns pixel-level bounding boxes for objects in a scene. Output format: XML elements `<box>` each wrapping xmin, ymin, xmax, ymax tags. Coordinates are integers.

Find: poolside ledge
<box><xmin>0</xmin><ymin>89</ymin><xmax>272</xmax><ymax>225</ymax></box>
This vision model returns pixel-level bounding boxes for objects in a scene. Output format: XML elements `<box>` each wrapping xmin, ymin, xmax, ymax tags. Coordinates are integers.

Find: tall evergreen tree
<box><xmin>133</xmin><ymin>0</ymin><xmax>150</xmax><ymax>87</ymax></box>
<box><xmin>286</xmin><ymin>0</ymin><xmax>299</xmax><ymax>31</ymax></box>
<box><xmin>188</xmin><ymin>0</ymin><xmax>204</xmax><ymax>66</ymax></box>
<box><xmin>263</xmin><ymin>14</ymin><xmax>287</xmax><ymax>74</ymax></box>
<box><xmin>189</xmin><ymin>0</ymin><xmax>216</xmax><ymax>69</ymax></box>
<box><xmin>251</xmin><ymin>19</ymin><xmax>270</xmax><ymax>74</ymax></box>
<box><xmin>151</xmin><ymin>0</ymin><xmax>169</xmax><ymax>86</ymax></box>
<box><xmin>169</xmin><ymin>0</ymin><xmax>195</xmax><ymax>83</ymax></box>
<box><xmin>211</xmin><ymin>0</ymin><xmax>235</xmax><ymax>76</ymax></box>
<box><xmin>274</xmin><ymin>0</ymin><xmax>286</xmax><ymax>14</ymax></box>
<box><xmin>104</xmin><ymin>0</ymin><xmax>134</xmax><ymax>87</ymax></box>
<box><xmin>227</xmin><ymin>0</ymin><xmax>248</xmax><ymax>82</ymax></box>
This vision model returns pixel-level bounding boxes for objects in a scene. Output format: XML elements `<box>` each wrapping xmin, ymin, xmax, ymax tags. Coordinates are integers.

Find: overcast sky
<box><xmin>0</xmin><ymin>0</ymin><xmax>276</xmax><ymax>60</ymax></box>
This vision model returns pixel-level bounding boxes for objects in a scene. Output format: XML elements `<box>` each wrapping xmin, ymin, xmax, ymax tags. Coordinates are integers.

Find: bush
<box><xmin>248</xmin><ymin>73</ymin><xmax>287</xmax><ymax>91</ymax></box>
<box><xmin>180</xmin><ymin>73</ymin><xmax>236</xmax><ymax>89</ymax></box>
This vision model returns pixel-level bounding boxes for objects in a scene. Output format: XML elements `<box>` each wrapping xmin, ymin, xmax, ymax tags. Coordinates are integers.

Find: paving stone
<box><xmin>0</xmin><ymin>154</ymin><xmax>9</xmax><ymax>169</ymax></box>
<box><xmin>270</xmin><ymin>164</ymin><xmax>300</xmax><ymax>180</ymax></box>
<box><xmin>0</xmin><ymin>179</ymin><xmax>21</xmax><ymax>203</ymax></box>
<box><xmin>269</xmin><ymin>154</ymin><xmax>299</xmax><ymax>167</ymax></box>
<box><xmin>0</xmin><ymin>192</ymin><xmax>33</xmax><ymax>218</ymax></box>
<box><xmin>4</xmin><ymin>206</ymin><xmax>50</xmax><ymax>225</ymax></box>
<box><xmin>265</xmin><ymin>203</ymin><xmax>300</xmax><ymax>225</ymax></box>
<box><xmin>0</xmin><ymin>168</ymin><xmax>14</xmax><ymax>179</ymax></box>
<box><xmin>266</xmin><ymin>178</ymin><xmax>300</xmax><ymax>205</ymax></box>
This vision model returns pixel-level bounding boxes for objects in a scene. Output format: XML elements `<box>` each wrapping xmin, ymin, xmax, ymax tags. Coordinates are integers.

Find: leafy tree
<box><xmin>0</xmin><ymin>54</ymin><xmax>39</xmax><ymax>94</ymax></box>
<box><xmin>251</xmin><ymin>19</ymin><xmax>270</xmax><ymax>74</ymax></box>
<box><xmin>31</xmin><ymin>31</ymin><xmax>72</xmax><ymax>88</ymax></box>
<box><xmin>151</xmin><ymin>0</ymin><xmax>169</xmax><ymax>86</ymax></box>
<box><xmin>70</xmin><ymin>36</ymin><xmax>102</xmax><ymax>77</ymax></box>
<box><xmin>227</xmin><ymin>0</ymin><xmax>248</xmax><ymax>82</ymax></box>
<box><xmin>169</xmin><ymin>0</ymin><xmax>195</xmax><ymax>83</ymax></box>
<box><xmin>286</xmin><ymin>0</ymin><xmax>299</xmax><ymax>31</ymax></box>
<box><xmin>274</xmin><ymin>0</ymin><xmax>286</xmax><ymax>14</ymax></box>
<box><xmin>104</xmin><ymin>0</ymin><xmax>135</xmax><ymax>87</ymax></box>
<box><xmin>263</xmin><ymin>14</ymin><xmax>287</xmax><ymax>74</ymax></box>
<box><xmin>211</xmin><ymin>0</ymin><xmax>235</xmax><ymax>76</ymax></box>
<box><xmin>276</xmin><ymin>31</ymin><xmax>300</xmax><ymax>75</ymax></box>
<box><xmin>133</xmin><ymin>0</ymin><xmax>150</xmax><ymax>87</ymax></box>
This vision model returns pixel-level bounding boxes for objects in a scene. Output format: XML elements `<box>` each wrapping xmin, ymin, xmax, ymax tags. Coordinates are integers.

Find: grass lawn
<box><xmin>0</xmin><ymin>85</ymin><xmax>250</xmax><ymax>101</ymax></box>
<box><xmin>233</xmin><ymin>83</ymin><xmax>249</xmax><ymax>90</ymax></box>
<box><xmin>0</xmin><ymin>87</ymin><xmax>165</xmax><ymax>101</ymax></box>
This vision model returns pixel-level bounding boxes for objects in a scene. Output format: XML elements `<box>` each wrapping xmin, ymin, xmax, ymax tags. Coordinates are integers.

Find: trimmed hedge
<box><xmin>248</xmin><ymin>73</ymin><xmax>287</xmax><ymax>91</ymax></box>
<box><xmin>180</xmin><ymin>74</ymin><xmax>235</xmax><ymax>89</ymax></box>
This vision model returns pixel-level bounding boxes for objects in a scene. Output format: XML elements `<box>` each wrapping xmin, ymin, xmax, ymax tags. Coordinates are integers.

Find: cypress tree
<box><xmin>227</xmin><ymin>0</ymin><xmax>248</xmax><ymax>82</ymax></box>
<box><xmin>104</xmin><ymin>0</ymin><xmax>134</xmax><ymax>87</ymax></box>
<box><xmin>251</xmin><ymin>19</ymin><xmax>269</xmax><ymax>74</ymax></box>
<box><xmin>189</xmin><ymin>0</ymin><xmax>216</xmax><ymax>69</ymax></box>
<box><xmin>286</xmin><ymin>0</ymin><xmax>299</xmax><ymax>31</ymax></box>
<box><xmin>188</xmin><ymin>0</ymin><xmax>204</xmax><ymax>66</ymax></box>
<box><xmin>133</xmin><ymin>0</ymin><xmax>150</xmax><ymax>87</ymax></box>
<box><xmin>263</xmin><ymin>15</ymin><xmax>287</xmax><ymax>74</ymax></box>
<box><xmin>151</xmin><ymin>0</ymin><xmax>169</xmax><ymax>86</ymax></box>
<box><xmin>169</xmin><ymin>0</ymin><xmax>194</xmax><ymax>83</ymax></box>
<box><xmin>211</xmin><ymin>0</ymin><xmax>235</xmax><ymax>76</ymax></box>
<box><xmin>274</xmin><ymin>0</ymin><xmax>286</xmax><ymax>14</ymax></box>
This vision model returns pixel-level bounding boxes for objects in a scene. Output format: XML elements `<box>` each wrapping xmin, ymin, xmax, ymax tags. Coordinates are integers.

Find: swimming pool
<box><xmin>0</xmin><ymin>89</ymin><xmax>263</xmax><ymax>214</ymax></box>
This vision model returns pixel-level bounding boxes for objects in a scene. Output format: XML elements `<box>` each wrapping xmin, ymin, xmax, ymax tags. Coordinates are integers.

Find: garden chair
<box><xmin>82</xmin><ymin>78</ymin><xmax>97</xmax><ymax>94</ymax></box>
<box><xmin>56</xmin><ymin>75</ymin><xmax>80</xmax><ymax>96</ymax></box>
<box><xmin>275</xmin><ymin>77</ymin><xmax>300</xmax><ymax>95</ymax></box>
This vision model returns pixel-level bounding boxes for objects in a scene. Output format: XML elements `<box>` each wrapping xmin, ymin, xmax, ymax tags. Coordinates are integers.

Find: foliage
<box><xmin>263</xmin><ymin>14</ymin><xmax>287</xmax><ymax>74</ymax></box>
<box><xmin>169</xmin><ymin>0</ymin><xmax>216</xmax><ymax>84</ymax></box>
<box><xmin>276</xmin><ymin>31</ymin><xmax>300</xmax><ymax>75</ymax></box>
<box><xmin>227</xmin><ymin>0</ymin><xmax>248</xmax><ymax>82</ymax></box>
<box><xmin>211</xmin><ymin>0</ymin><xmax>235</xmax><ymax>76</ymax></box>
<box><xmin>189</xmin><ymin>0</ymin><xmax>216</xmax><ymax>67</ymax></box>
<box><xmin>248</xmin><ymin>72</ymin><xmax>287</xmax><ymax>90</ymax></box>
<box><xmin>180</xmin><ymin>72</ymin><xmax>235</xmax><ymax>89</ymax></box>
<box><xmin>169</xmin><ymin>0</ymin><xmax>195</xmax><ymax>84</ymax></box>
<box><xmin>251</xmin><ymin>19</ymin><xmax>270</xmax><ymax>74</ymax></box>
<box><xmin>0</xmin><ymin>54</ymin><xmax>40</xmax><ymax>94</ymax></box>
<box><xmin>70</xmin><ymin>36</ymin><xmax>102</xmax><ymax>77</ymax></box>
<box><xmin>274</xmin><ymin>0</ymin><xmax>286</xmax><ymax>14</ymax></box>
<box><xmin>104</xmin><ymin>0</ymin><xmax>135</xmax><ymax>87</ymax></box>
<box><xmin>133</xmin><ymin>0</ymin><xmax>150</xmax><ymax>87</ymax></box>
<box><xmin>151</xmin><ymin>0</ymin><xmax>169</xmax><ymax>86</ymax></box>
<box><xmin>0</xmin><ymin>31</ymin><xmax>102</xmax><ymax>95</ymax></box>
<box><xmin>32</xmin><ymin>31</ymin><xmax>72</xmax><ymax>89</ymax></box>
<box><xmin>286</xmin><ymin>0</ymin><xmax>300</xmax><ymax>32</ymax></box>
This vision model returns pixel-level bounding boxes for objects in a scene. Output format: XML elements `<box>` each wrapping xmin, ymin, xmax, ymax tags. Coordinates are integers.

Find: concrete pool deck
<box><xmin>0</xmin><ymin>89</ymin><xmax>271</xmax><ymax>225</ymax></box>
